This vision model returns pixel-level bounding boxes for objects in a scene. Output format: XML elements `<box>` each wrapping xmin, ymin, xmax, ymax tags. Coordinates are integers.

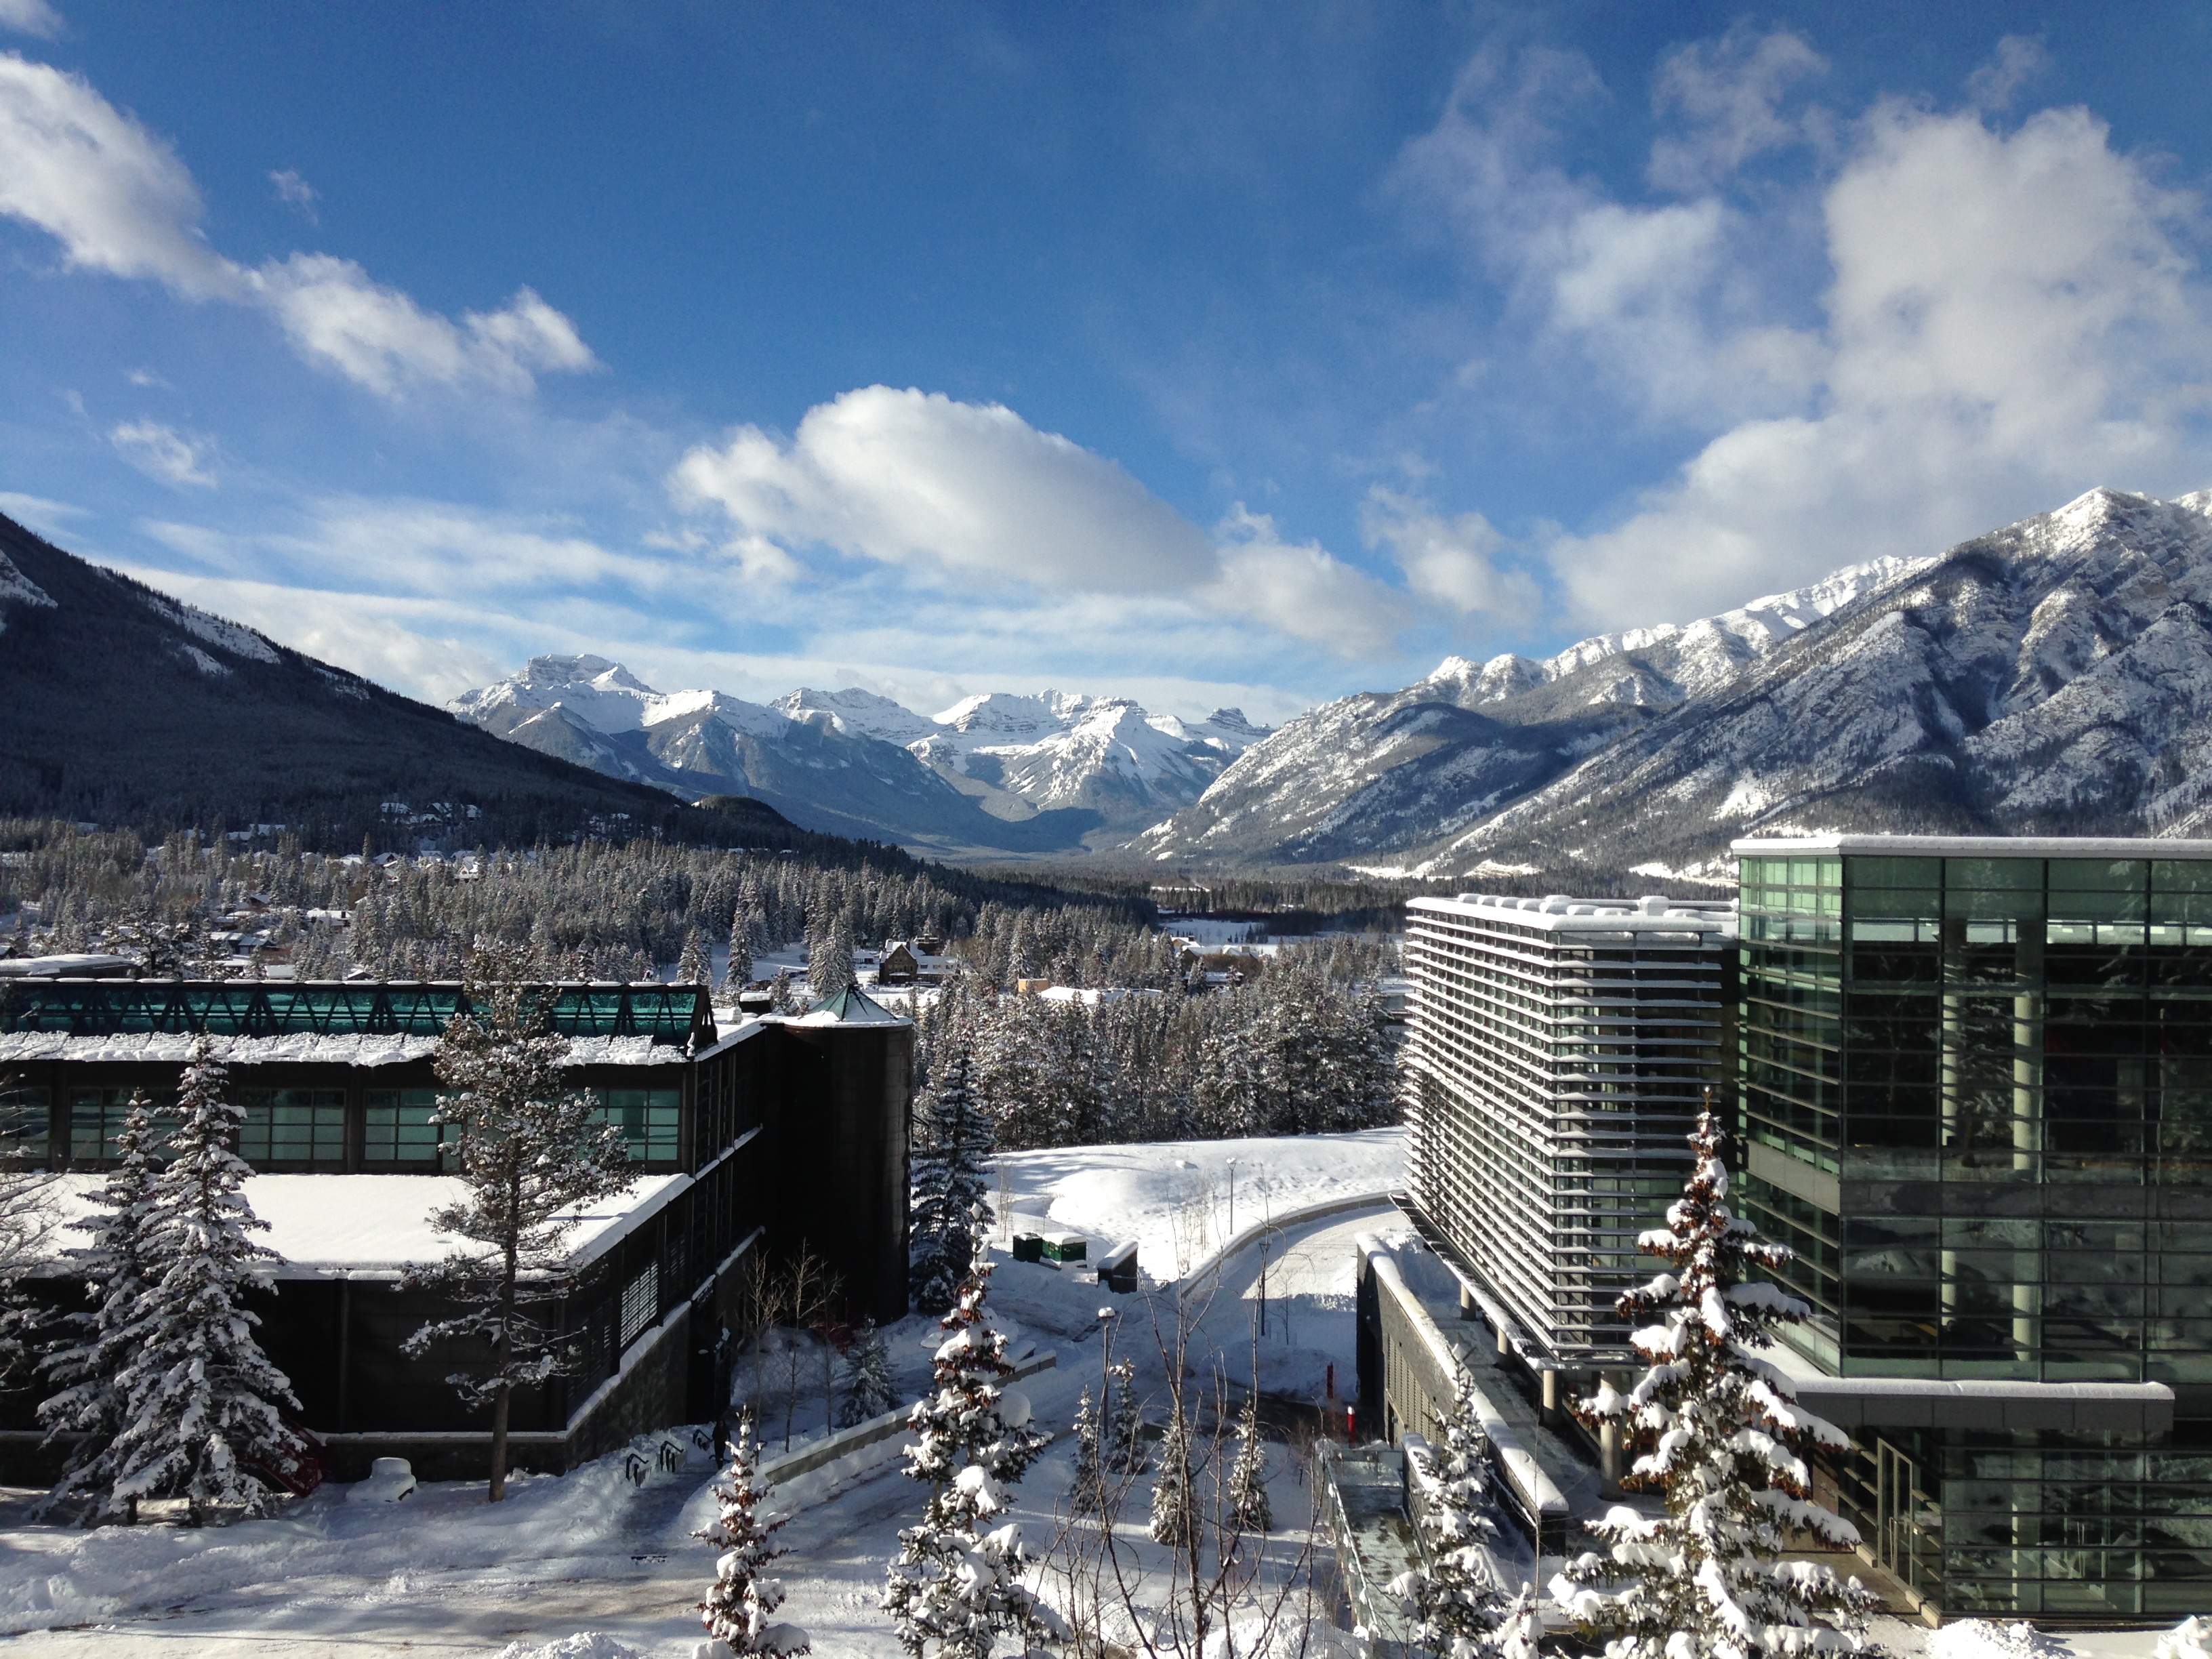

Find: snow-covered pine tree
<box><xmin>102</xmin><ymin>1036</ymin><xmax>307</xmax><ymax>1523</ymax></box>
<box><xmin>838</xmin><ymin>1318</ymin><xmax>899</xmax><ymax>1427</ymax></box>
<box><xmin>725</xmin><ymin>926</ymin><xmax>756</xmax><ymax>994</ymax></box>
<box><xmin>1549</xmin><ymin>1108</ymin><xmax>1883</xmax><ymax>1659</ymax></box>
<box><xmin>1225</xmin><ymin>1394</ymin><xmax>1271</xmax><ymax>1533</ymax></box>
<box><xmin>1105</xmin><ymin>1358</ymin><xmax>1146</xmax><ymax>1475</ymax></box>
<box><xmin>1389</xmin><ymin>1366</ymin><xmax>1505</xmax><ymax>1654</ymax></box>
<box><xmin>403</xmin><ymin>943</ymin><xmax>635</xmax><ymax>1502</ymax></box>
<box><xmin>1148</xmin><ymin>1402</ymin><xmax>1197</xmax><ymax>1547</ymax></box>
<box><xmin>695</xmin><ymin>1408</ymin><xmax>811</xmax><ymax>1658</ymax></box>
<box><xmin>880</xmin><ymin>1257</ymin><xmax>1061</xmax><ymax>1659</ymax></box>
<box><xmin>908</xmin><ymin>1024</ymin><xmax>994</xmax><ymax>1315</ymax></box>
<box><xmin>678</xmin><ymin>927</ymin><xmax>712</xmax><ymax>986</ymax></box>
<box><xmin>1067</xmin><ymin>1387</ymin><xmax>1103</xmax><ymax>1516</ymax></box>
<box><xmin>806</xmin><ymin>912</ymin><xmax>855</xmax><ymax>1003</ymax></box>
<box><xmin>771</xmin><ymin>970</ymin><xmax>802</xmax><ymax>1016</ymax></box>
<box><xmin>33</xmin><ymin>1089</ymin><xmax>162</xmax><ymax>1521</ymax></box>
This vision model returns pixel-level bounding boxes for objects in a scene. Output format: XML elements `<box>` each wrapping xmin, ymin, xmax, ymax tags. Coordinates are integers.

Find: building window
<box><xmin>1</xmin><ymin>1086</ymin><xmax>49</xmax><ymax>1160</ymax></box>
<box><xmin>593</xmin><ymin>1088</ymin><xmax>680</xmax><ymax>1163</ymax></box>
<box><xmin>237</xmin><ymin>1088</ymin><xmax>348</xmax><ymax>1166</ymax></box>
<box><xmin>363</xmin><ymin>1088</ymin><xmax>446</xmax><ymax>1163</ymax></box>
<box><xmin>619</xmin><ymin>1262</ymin><xmax>659</xmax><ymax>1347</ymax></box>
<box><xmin>69</xmin><ymin>1088</ymin><xmax>175</xmax><ymax>1164</ymax></box>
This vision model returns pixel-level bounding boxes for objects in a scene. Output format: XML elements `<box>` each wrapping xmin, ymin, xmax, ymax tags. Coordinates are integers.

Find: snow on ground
<box><xmin>1</xmin><ymin>1126</ymin><xmax>2183</xmax><ymax>1656</ymax></box>
<box><xmin>991</xmin><ymin>1126</ymin><xmax>1405</xmax><ymax>1281</ymax></box>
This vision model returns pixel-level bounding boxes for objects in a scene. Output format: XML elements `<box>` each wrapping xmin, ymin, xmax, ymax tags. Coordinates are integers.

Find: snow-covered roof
<box><xmin>33</xmin><ymin>1171</ymin><xmax>688</xmax><ymax>1278</ymax></box>
<box><xmin>0</xmin><ymin>1031</ymin><xmax>691</xmax><ymax>1067</ymax></box>
<box><xmin>796</xmin><ymin>986</ymin><xmax>907</xmax><ymax>1025</ymax></box>
<box><xmin>1735</xmin><ymin>834</ymin><xmax>2212</xmax><ymax>860</ymax></box>
<box><xmin>0</xmin><ymin>954</ymin><xmax>137</xmax><ymax>978</ymax></box>
<box><xmin>1409</xmin><ymin>893</ymin><xmax>1736</xmax><ymax>936</ymax></box>
<box><xmin>1037</xmin><ymin>986</ymin><xmax>1165</xmax><ymax>1006</ymax></box>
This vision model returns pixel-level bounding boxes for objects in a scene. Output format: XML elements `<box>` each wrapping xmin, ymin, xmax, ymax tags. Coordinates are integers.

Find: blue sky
<box><xmin>1</xmin><ymin>2</ymin><xmax>2209</xmax><ymax>724</ymax></box>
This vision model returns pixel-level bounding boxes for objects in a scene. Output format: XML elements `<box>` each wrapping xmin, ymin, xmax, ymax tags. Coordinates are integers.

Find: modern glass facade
<box><xmin>1735</xmin><ymin>837</ymin><xmax>2212</xmax><ymax>1620</ymax></box>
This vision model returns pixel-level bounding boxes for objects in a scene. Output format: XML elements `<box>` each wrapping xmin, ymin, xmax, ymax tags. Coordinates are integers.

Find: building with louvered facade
<box><xmin>1399</xmin><ymin>891</ymin><xmax>1736</xmax><ymax>1368</ymax></box>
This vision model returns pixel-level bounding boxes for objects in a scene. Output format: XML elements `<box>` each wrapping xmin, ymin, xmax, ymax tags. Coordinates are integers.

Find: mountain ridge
<box><xmin>1136</xmin><ymin>485</ymin><xmax>2212</xmax><ymax>878</ymax></box>
<box><xmin>451</xmin><ymin>660</ymin><xmax>1269</xmax><ymax>849</ymax></box>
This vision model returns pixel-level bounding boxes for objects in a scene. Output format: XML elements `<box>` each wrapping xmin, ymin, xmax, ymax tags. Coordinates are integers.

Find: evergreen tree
<box><xmin>1391</xmin><ymin>1367</ymin><xmax>1505</xmax><ymax>1656</ymax></box>
<box><xmin>1105</xmin><ymin>1358</ymin><xmax>1146</xmax><ymax>1476</ymax></box>
<box><xmin>1549</xmin><ymin>1110</ymin><xmax>1883</xmax><ymax>1659</ymax></box>
<box><xmin>103</xmin><ymin>1037</ymin><xmax>307</xmax><ymax>1522</ymax></box>
<box><xmin>838</xmin><ymin>1319</ymin><xmax>900</xmax><ymax>1427</ymax></box>
<box><xmin>34</xmin><ymin>1090</ymin><xmax>163</xmax><ymax>1521</ymax></box>
<box><xmin>807</xmin><ymin>912</ymin><xmax>855</xmax><ymax>1002</ymax></box>
<box><xmin>1225</xmin><ymin>1395</ymin><xmax>1271</xmax><ymax>1533</ymax></box>
<box><xmin>402</xmin><ymin>943</ymin><xmax>635</xmax><ymax>1501</ymax></box>
<box><xmin>1148</xmin><ymin>1403</ymin><xmax>1197</xmax><ymax>1547</ymax></box>
<box><xmin>880</xmin><ymin>1258</ymin><xmax>1061</xmax><ymax>1659</ymax></box>
<box><xmin>908</xmin><ymin>1027</ymin><xmax>995</xmax><ymax>1315</ymax></box>
<box><xmin>1067</xmin><ymin>1387</ymin><xmax>1103</xmax><ymax>1517</ymax></box>
<box><xmin>726</xmin><ymin>928</ymin><xmax>756</xmax><ymax>992</ymax></box>
<box><xmin>678</xmin><ymin>926</ymin><xmax>712</xmax><ymax>985</ymax></box>
<box><xmin>771</xmin><ymin>969</ymin><xmax>802</xmax><ymax>1016</ymax></box>
<box><xmin>696</xmin><ymin>1408</ymin><xmax>811</xmax><ymax>1658</ymax></box>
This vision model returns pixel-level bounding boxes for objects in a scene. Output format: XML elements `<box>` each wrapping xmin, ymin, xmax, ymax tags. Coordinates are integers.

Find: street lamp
<box><xmin>1226</xmin><ymin>1156</ymin><xmax>1237</xmax><ymax>1237</ymax></box>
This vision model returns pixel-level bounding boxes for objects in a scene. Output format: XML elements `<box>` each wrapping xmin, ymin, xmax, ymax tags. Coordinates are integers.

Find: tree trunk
<box><xmin>491</xmin><ymin>1199</ymin><xmax>520</xmax><ymax>1502</ymax></box>
<box><xmin>489</xmin><ymin>1380</ymin><xmax>512</xmax><ymax>1502</ymax></box>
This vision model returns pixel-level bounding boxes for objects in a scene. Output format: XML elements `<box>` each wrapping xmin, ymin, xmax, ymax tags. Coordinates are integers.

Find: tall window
<box><xmin>0</xmin><ymin>1085</ymin><xmax>49</xmax><ymax>1160</ymax></box>
<box><xmin>592</xmin><ymin>1088</ymin><xmax>681</xmax><ymax>1163</ymax></box>
<box><xmin>237</xmin><ymin>1088</ymin><xmax>348</xmax><ymax>1166</ymax></box>
<box><xmin>69</xmin><ymin>1088</ymin><xmax>177</xmax><ymax>1164</ymax></box>
<box><xmin>363</xmin><ymin>1088</ymin><xmax>447</xmax><ymax>1163</ymax></box>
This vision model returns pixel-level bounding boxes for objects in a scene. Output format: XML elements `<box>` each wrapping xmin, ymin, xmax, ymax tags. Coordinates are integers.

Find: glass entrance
<box><xmin>1875</xmin><ymin>1439</ymin><xmax>1944</xmax><ymax>1610</ymax></box>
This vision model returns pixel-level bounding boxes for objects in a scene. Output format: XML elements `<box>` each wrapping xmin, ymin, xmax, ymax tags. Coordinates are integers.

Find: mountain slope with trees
<box><xmin>0</xmin><ymin>514</ymin><xmax>778</xmax><ymax>851</ymax></box>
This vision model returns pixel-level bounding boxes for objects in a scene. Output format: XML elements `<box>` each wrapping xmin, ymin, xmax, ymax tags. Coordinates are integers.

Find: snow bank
<box><xmin>1933</xmin><ymin>1622</ymin><xmax>2072</xmax><ymax>1659</ymax></box>
<box><xmin>497</xmin><ymin>1635</ymin><xmax>643</xmax><ymax>1659</ymax></box>
<box><xmin>0</xmin><ymin>1429</ymin><xmax>709</xmax><ymax>1635</ymax></box>
<box><xmin>996</xmin><ymin>1128</ymin><xmax>1404</xmax><ymax>1280</ymax></box>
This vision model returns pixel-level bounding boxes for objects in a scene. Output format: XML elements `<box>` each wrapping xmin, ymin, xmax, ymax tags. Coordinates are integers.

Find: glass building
<box><xmin>1735</xmin><ymin>836</ymin><xmax>2211</xmax><ymax>1621</ymax></box>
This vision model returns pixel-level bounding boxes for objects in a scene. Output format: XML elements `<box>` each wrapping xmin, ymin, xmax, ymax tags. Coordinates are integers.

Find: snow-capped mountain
<box><xmin>777</xmin><ymin>687</ymin><xmax>1267</xmax><ymax>825</ymax></box>
<box><xmin>452</xmin><ymin>659</ymin><xmax>1267</xmax><ymax>851</ymax></box>
<box><xmin>1132</xmin><ymin>554</ymin><xmax>1925</xmax><ymax>867</ymax></box>
<box><xmin>1137</xmin><ymin>487</ymin><xmax>2212</xmax><ymax>874</ymax></box>
<box><xmin>454</xmin><ymin>662</ymin><xmax>1269</xmax><ymax>848</ymax></box>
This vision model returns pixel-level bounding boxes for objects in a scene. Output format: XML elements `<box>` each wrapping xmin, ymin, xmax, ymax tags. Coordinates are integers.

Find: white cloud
<box><xmin>1543</xmin><ymin>100</ymin><xmax>2212</xmax><ymax>628</ymax></box>
<box><xmin>0</xmin><ymin>52</ymin><xmax>238</xmax><ymax>297</ymax></box>
<box><xmin>1209</xmin><ymin>506</ymin><xmax>1410</xmax><ymax>657</ymax></box>
<box><xmin>0</xmin><ymin>52</ymin><xmax>594</xmax><ymax>396</ymax></box>
<box><xmin>1395</xmin><ymin>39</ymin><xmax>1824</xmax><ymax>426</ymax></box>
<box><xmin>268</xmin><ymin>167</ymin><xmax>317</xmax><ymax>223</ymax></box>
<box><xmin>672</xmin><ymin>384</ymin><xmax>1218</xmax><ymax>592</ymax></box>
<box><xmin>250</xmin><ymin>258</ymin><xmax>595</xmax><ymax>397</ymax></box>
<box><xmin>109</xmin><ymin>419</ymin><xmax>214</xmax><ymax>487</ymax></box>
<box><xmin>1647</xmin><ymin>24</ymin><xmax>1827</xmax><ymax>194</ymax></box>
<box><xmin>0</xmin><ymin>0</ymin><xmax>62</xmax><ymax>39</ymax></box>
<box><xmin>1965</xmin><ymin>35</ymin><xmax>2048</xmax><ymax>113</ymax></box>
<box><xmin>0</xmin><ymin>489</ymin><xmax>85</xmax><ymax>535</ymax></box>
<box><xmin>1359</xmin><ymin>487</ymin><xmax>1539</xmax><ymax>625</ymax></box>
